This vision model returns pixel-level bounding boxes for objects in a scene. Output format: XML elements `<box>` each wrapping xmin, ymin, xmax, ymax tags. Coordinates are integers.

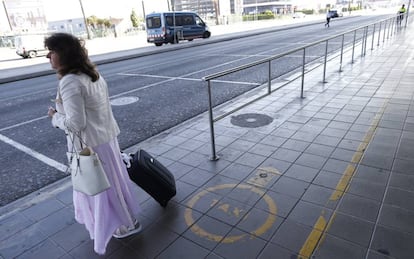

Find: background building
<box><xmin>47</xmin><ymin>18</ymin><xmax>86</xmax><ymax>36</ymax></box>
<box><xmin>2</xmin><ymin>0</ymin><xmax>47</xmax><ymax>33</ymax></box>
<box><xmin>242</xmin><ymin>0</ymin><xmax>292</xmax><ymax>15</ymax></box>
<box><xmin>172</xmin><ymin>0</ymin><xmax>293</xmax><ymax>16</ymax></box>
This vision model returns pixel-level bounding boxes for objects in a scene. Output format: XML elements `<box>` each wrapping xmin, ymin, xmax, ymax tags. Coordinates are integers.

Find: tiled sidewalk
<box><xmin>1</xmin><ymin>26</ymin><xmax>414</xmax><ymax>259</ymax></box>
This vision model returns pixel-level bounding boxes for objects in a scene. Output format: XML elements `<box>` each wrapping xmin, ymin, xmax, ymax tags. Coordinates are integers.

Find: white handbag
<box><xmin>68</xmin><ymin>134</ymin><xmax>110</xmax><ymax>196</ymax></box>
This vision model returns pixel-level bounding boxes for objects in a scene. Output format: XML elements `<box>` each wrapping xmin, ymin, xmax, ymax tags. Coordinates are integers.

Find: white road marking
<box><xmin>0</xmin><ymin>116</ymin><xmax>48</xmax><ymax>132</ymax></box>
<box><xmin>200</xmin><ymin>54</ymin><xmax>269</xmax><ymax>58</ymax></box>
<box><xmin>118</xmin><ymin>73</ymin><xmax>203</xmax><ymax>81</ymax></box>
<box><xmin>117</xmin><ymin>72</ymin><xmax>259</xmax><ymax>86</ymax></box>
<box><xmin>0</xmin><ymin>133</ymin><xmax>68</xmax><ymax>172</ymax></box>
<box><xmin>0</xmin><ymin>87</ymin><xmax>56</xmax><ymax>102</ymax></box>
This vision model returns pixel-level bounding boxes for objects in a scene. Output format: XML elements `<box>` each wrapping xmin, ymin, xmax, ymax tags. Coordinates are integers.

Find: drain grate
<box><xmin>230</xmin><ymin>113</ymin><xmax>273</xmax><ymax>128</ymax></box>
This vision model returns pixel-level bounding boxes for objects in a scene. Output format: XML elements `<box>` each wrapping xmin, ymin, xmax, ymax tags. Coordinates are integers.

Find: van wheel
<box><xmin>28</xmin><ymin>51</ymin><xmax>37</xmax><ymax>58</ymax></box>
<box><xmin>203</xmin><ymin>31</ymin><xmax>211</xmax><ymax>38</ymax></box>
<box><xmin>155</xmin><ymin>43</ymin><xmax>162</xmax><ymax>46</ymax></box>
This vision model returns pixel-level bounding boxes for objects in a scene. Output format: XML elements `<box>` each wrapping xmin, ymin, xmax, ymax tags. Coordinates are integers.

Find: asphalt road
<box><xmin>0</xmin><ymin>14</ymin><xmax>391</xmax><ymax>206</ymax></box>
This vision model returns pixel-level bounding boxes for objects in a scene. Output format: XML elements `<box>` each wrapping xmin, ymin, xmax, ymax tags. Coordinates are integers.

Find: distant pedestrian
<box><xmin>325</xmin><ymin>10</ymin><xmax>332</xmax><ymax>27</ymax></box>
<box><xmin>45</xmin><ymin>32</ymin><xmax>142</xmax><ymax>255</ymax></box>
<box><xmin>397</xmin><ymin>4</ymin><xmax>406</xmax><ymax>26</ymax></box>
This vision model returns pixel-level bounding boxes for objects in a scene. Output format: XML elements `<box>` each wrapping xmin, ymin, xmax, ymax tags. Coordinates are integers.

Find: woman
<box><xmin>46</xmin><ymin>33</ymin><xmax>141</xmax><ymax>255</ymax></box>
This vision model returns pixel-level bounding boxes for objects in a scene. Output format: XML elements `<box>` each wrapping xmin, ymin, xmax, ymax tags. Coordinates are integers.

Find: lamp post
<box><xmin>405</xmin><ymin>0</ymin><xmax>412</xmax><ymax>27</ymax></box>
<box><xmin>172</xmin><ymin>0</ymin><xmax>177</xmax><ymax>43</ymax></box>
<box><xmin>255</xmin><ymin>0</ymin><xmax>258</xmax><ymax>21</ymax></box>
<box><xmin>141</xmin><ymin>0</ymin><xmax>145</xmax><ymax>18</ymax></box>
<box><xmin>213</xmin><ymin>0</ymin><xmax>220</xmax><ymax>25</ymax></box>
<box><xmin>78</xmin><ymin>0</ymin><xmax>91</xmax><ymax>39</ymax></box>
<box><xmin>2</xmin><ymin>0</ymin><xmax>12</xmax><ymax>31</ymax></box>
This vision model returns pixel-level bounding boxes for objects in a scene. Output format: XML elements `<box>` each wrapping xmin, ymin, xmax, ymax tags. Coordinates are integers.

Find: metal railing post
<box><xmin>404</xmin><ymin>0</ymin><xmax>411</xmax><ymax>27</ymax></box>
<box><xmin>371</xmin><ymin>23</ymin><xmax>376</xmax><ymax>50</ymax></box>
<box><xmin>361</xmin><ymin>27</ymin><xmax>366</xmax><ymax>57</ymax></box>
<box><xmin>352</xmin><ymin>30</ymin><xmax>356</xmax><ymax>63</ymax></box>
<box><xmin>323</xmin><ymin>40</ymin><xmax>329</xmax><ymax>83</ymax></box>
<box><xmin>383</xmin><ymin>20</ymin><xmax>387</xmax><ymax>43</ymax></box>
<box><xmin>339</xmin><ymin>34</ymin><xmax>345</xmax><ymax>72</ymax></box>
<box><xmin>377</xmin><ymin>21</ymin><xmax>382</xmax><ymax>46</ymax></box>
<box><xmin>364</xmin><ymin>26</ymin><xmax>368</xmax><ymax>56</ymax></box>
<box><xmin>394</xmin><ymin>17</ymin><xmax>398</xmax><ymax>34</ymax></box>
<box><xmin>301</xmin><ymin>48</ymin><xmax>305</xmax><ymax>98</ymax></box>
<box><xmin>268</xmin><ymin>61</ymin><xmax>271</xmax><ymax>95</ymax></box>
<box><xmin>397</xmin><ymin>16</ymin><xmax>400</xmax><ymax>32</ymax></box>
<box><xmin>387</xmin><ymin>18</ymin><xmax>391</xmax><ymax>39</ymax></box>
<box><xmin>207</xmin><ymin>80</ymin><xmax>219</xmax><ymax>161</ymax></box>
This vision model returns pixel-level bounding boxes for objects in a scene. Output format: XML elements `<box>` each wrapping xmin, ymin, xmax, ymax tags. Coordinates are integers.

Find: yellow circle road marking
<box><xmin>184</xmin><ymin>183</ymin><xmax>277</xmax><ymax>243</ymax></box>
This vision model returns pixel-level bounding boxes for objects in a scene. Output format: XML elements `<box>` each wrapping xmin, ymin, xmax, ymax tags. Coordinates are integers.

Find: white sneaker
<box><xmin>113</xmin><ymin>220</ymin><xmax>142</xmax><ymax>239</ymax></box>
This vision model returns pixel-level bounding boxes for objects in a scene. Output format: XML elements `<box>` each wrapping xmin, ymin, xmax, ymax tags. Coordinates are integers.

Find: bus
<box><xmin>146</xmin><ymin>11</ymin><xmax>211</xmax><ymax>46</ymax></box>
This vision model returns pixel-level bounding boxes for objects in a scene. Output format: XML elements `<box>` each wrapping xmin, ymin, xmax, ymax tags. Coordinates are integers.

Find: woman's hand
<box><xmin>48</xmin><ymin>106</ymin><xmax>57</xmax><ymax>117</ymax></box>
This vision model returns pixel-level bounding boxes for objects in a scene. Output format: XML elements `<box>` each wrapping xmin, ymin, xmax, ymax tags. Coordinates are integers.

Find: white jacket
<box><xmin>52</xmin><ymin>73</ymin><xmax>120</xmax><ymax>148</ymax></box>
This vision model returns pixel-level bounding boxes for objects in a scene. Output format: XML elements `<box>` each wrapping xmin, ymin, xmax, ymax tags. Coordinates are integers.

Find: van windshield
<box><xmin>147</xmin><ymin>16</ymin><xmax>161</xmax><ymax>29</ymax></box>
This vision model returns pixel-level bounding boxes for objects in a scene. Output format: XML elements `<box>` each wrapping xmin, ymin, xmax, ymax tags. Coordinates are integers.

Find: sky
<box><xmin>0</xmin><ymin>0</ymin><xmax>169</xmax><ymax>32</ymax></box>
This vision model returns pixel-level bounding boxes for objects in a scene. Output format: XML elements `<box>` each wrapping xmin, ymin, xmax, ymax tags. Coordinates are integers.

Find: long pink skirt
<box><xmin>72</xmin><ymin>138</ymin><xmax>141</xmax><ymax>255</ymax></box>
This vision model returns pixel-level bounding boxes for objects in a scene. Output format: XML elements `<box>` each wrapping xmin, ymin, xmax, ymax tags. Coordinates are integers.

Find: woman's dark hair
<box><xmin>44</xmin><ymin>33</ymin><xmax>99</xmax><ymax>82</ymax></box>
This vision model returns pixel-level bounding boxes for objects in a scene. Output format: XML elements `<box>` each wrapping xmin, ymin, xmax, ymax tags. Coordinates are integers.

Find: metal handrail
<box><xmin>203</xmin><ymin>15</ymin><xmax>399</xmax><ymax>82</ymax></box>
<box><xmin>203</xmin><ymin>14</ymin><xmax>411</xmax><ymax>160</ymax></box>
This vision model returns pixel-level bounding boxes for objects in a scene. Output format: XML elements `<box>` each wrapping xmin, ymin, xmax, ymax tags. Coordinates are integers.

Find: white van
<box><xmin>15</xmin><ymin>34</ymin><xmax>48</xmax><ymax>58</ymax></box>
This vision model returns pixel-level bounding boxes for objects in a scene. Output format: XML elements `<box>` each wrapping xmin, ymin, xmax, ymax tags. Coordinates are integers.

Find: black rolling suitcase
<box><xmin>127</xmin><ymin>149</ymin><xmax>176</xmax><ymax>207</ymax></box>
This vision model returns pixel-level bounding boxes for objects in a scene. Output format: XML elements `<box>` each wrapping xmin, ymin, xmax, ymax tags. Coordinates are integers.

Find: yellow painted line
<box><xmin>351</xmin><ymin>151</ymin><xmax>363</xmax><ymax>164</ymax></box>
<box><xmin>358</xmin><ymin>142</ymin><xmax>368</xmax><ymax>152</ymax></box>
<box><xmin>312</xmin><ymin>211</ymin><xmax>338</xmax><ymax>255</ymax></box>
<box><xmin>329</xmin><ymin>114</ymin><xmax>381</xmax><ymax>202</ymax></box>
<box><xmin>298</xmin><ymin>106</ymin><xmax>386</xmax><ymax>258</ymax></box>
<box><xmin>329</xmin><ymin>140</ymin><xmax>367</xmax><ymax>201</ymax></box>
<box><xmin>329</xmin><ymin>164</ymin><xmax>355</xmax><ymax>201</ymax></box>
<box><xmin>298</xmin><ymin>215</ymin><xmax>327</xmax><ymax>258</ymax></box>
